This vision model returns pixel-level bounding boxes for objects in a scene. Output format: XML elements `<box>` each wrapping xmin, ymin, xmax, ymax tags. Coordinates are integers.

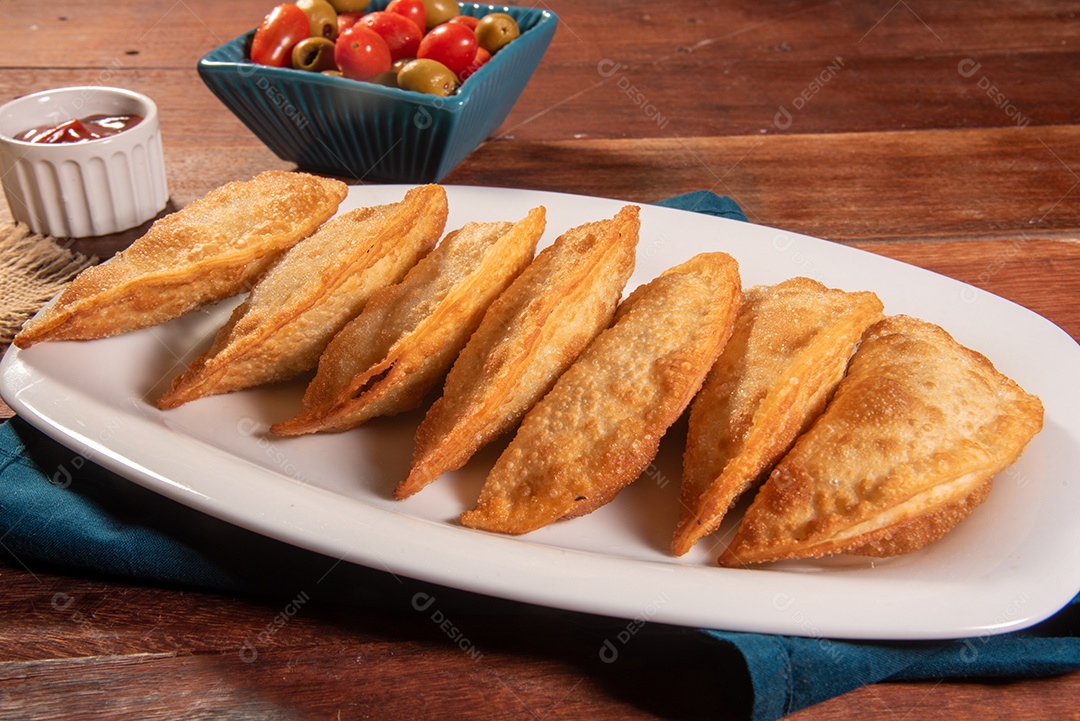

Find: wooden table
<box><xmin>2</xmin><ymin>1</ymin><xmax>1078</xmax><ymax>718</ymax></box>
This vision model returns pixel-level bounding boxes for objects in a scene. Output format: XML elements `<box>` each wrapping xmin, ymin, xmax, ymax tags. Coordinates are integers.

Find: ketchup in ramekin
<box><xmin>17</xmin><ymin>113</ymin><xmax>144</xmax><ymax>144</ymax></box>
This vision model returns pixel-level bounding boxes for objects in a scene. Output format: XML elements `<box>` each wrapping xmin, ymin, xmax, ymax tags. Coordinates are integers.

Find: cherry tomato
<box><xmin>385</xmin><ymin>0</ymin><xmax>426</xmax><ymax>35</ymax></box>
<box><xmin>334</xmin><ymin>24</ymin><xmax>392</xmax><ymax>81</ymax></box>
<box><xmin>358</xmin><ymin>11</ymin><xmax>422</xmax><ymax>62</ymax></box>
<box><xmin>458</xmin><ymin>45</ymin><xmax>491</xmax><ymax>82</ymax></box>
<box><xmin>337</xmin><ymin>11</ymin><xmax>363</xmax><ymax>34</ymax></box>
<box><xmin>417</xmin><ymin>22</ymin><xmax>477</xmax><ymax>79</ymax></box>
<box><xmin>250</xmin><ymin>4</ymin><xmax>311</xmax><ymax>67</ymax></box>
<box><xmin>448</xmin><ymin>15</ymin><xmax>479</xmax><ymax>31</ymax></box>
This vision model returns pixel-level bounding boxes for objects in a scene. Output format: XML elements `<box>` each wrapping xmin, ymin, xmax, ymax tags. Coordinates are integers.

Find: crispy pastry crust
<box><xmin>673</xmin><ymin>278</ymin><xmax>883</xmax><ymax>555</ymax></box>
<box><xmin>157</xmin><ymin>185</ymin><xmax>448</xmax><ymax>409</ymax></box>
<box><xmin>395</xmin><ymin>205</ymin><xmax>640</xmax><ymax>499</ymax></box>
<box><xmin>460</xmin><ymin>252</ymin><xmax>742</xmax><ymax>535</ymax></box>
<box><xmin>14</xmin><ymin>171</ymin><xmax>347</xmax><ymax>348</ymax></box>
<box><xmin>271</xmin><ymin>206</ymin><xmax>547</xmax><ymax>435</ymax></box>
<box><xmin>719</xmin><ymin>315</ymin><xmax>1044</xmax><ymax>567</ymax></box>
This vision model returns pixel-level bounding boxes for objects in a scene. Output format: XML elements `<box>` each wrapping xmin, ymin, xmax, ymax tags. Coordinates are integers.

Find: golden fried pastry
<box><xmin>719</xmin><ymin>315</ymin><xmax>1044</xmax><ymax>567</ymax></box>
<box><xmin>157</xmin><ymin>185</ymin><xmax>447</xmax><ymax>409</ymax></box>
<box><xmin>460</xmin><ymin>252</ymin><xmax>742</xmax><ymax>535</ymax></box>
<box><xmin>395</xmin><ymin>204</ymin><xmax>641</xmax><ymax>500</ymax></box>
<box><xmin>673</xmin><ymin>278</ymin><xmax>883</xmax><ymax>556</ymax></box>
<box><xmin>271</xmin><ymin>206</ymin><xmax>547</xmax><ymax>435</ymax></box>
<box><xmin>13</xmin><ymin>171</ymin><xmax>347</xmax><ymax>349</ymax></box>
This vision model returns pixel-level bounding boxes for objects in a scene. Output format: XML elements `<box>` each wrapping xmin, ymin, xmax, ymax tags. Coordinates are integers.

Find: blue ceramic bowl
<box><xmin>197</xmin><ymin>3</ymin><xmax>556</xmax><ymax>183</ymax></box>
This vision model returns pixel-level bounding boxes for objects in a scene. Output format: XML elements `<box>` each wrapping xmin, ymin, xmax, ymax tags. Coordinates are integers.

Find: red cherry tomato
<box><xmin>337</xmin><ymin>11</ymin><xmax>364</xmax><ymax>34</ymax></box>
<box><xmin>448</xmin><ymin>15</ymin><xmax>479</xmax><ymax>31</ymax></box>
<box><xmin>250</xmin><ymin>4</ymin><xmax>310</xmax><ymax>67</ymax></box>
<box><xmin>334</xmin><ymin>24</ymin><xmax>393</xmax><ymax>81</ymax></box>
<box><xmin>417</xmin><ymin>23</ymin><xmax>478</xmax><ymax>79</ymax></box>
<box><xmin>458</xmin><ymin>45</ymin><xmax>491</xmax><ymax>82</ymax></box>
<box><xmin>385</xmin><ymin>0</ymin><xmax>426</xmax><ymax>35</ymax></box>
<box><xmin>358</xmin><ymin>11</ymin><xmax>422</xmax><ymax>62</ymax></box>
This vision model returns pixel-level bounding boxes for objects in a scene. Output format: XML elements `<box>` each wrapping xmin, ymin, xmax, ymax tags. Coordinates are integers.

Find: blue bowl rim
<box><xmin>197</xmin><ymin>3</ymin><xmax>557</xmax><ymax>113</ymax></box>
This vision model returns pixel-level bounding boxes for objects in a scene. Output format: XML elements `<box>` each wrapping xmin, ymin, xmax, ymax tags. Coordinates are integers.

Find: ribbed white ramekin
<box><xmin>0</xmin><ymin>86</ymin><xmax>169</xmax><ymax>238</ymax></box>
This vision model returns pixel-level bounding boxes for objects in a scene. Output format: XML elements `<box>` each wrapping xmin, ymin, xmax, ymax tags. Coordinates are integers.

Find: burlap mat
<box><xmin>0</xmin><ymin>224</ymin><xmax>95</xmax><ymax>349</ymax></box>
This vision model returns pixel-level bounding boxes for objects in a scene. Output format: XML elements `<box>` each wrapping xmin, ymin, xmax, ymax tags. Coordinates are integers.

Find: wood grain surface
<box><xmin>2</xmin><ymin>0</ymin><xmax>1079</xmax><ymax>719</ymax></box>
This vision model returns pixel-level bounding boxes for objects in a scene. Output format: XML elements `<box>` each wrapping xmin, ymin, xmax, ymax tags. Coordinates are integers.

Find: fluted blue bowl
<box><xmin>197</xmin><ymin>3</ymin><xmax>556</xmax><ymax>183</ymax></box>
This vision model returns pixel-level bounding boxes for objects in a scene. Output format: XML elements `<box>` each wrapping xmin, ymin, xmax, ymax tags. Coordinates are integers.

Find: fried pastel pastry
<box><xmin>13</xmin><ymin>171</ymin><xmax>347</xmax><ymax>348</ymax></box>
<box><xmin>271</xmin><ymin>206</ymin><xmax>547</xmax><ymax>435</ymax></box>
<box><xmin>719</xmin><ymin>315</ymin><xmax>1044</xmax><ymax>567</ymax></box>
<box><xmin>460</xmin><ymin>252</ymin><xmax>742</xmax><ymax>535</ymax></box>
<box><xmin>673</xmin><ymin>278</ymin><xmax>883</xmax><ymax>556</ymax></box>
<box><xmin>395</xmin><ymin>204</ymin><xmax>641</xmax><ymax>499</ymax></box>
<box><xmin>157</xmin><ymin>185</ymin><xmax>447</xmax><ymax>409</ymax></box>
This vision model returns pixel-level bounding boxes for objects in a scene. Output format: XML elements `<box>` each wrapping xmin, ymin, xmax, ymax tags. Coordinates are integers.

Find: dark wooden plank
<box><xmin>854</xmin><ymin>239</ymin><xmax>1080</xmax><ymax>340</ymax></box>
<box><xmin>12</xmin><ymin>1</ymin><xmax>1080</xmax><ymax>69</ymax></box>
<box><xmin>505</xmin><ymin>51</ymin><xmax>1079</xmax><ymax>140</ymax></box>
<box><xmin>0</xmin><ymin>646</ymin><xmax>668</xmax><ymax>721</ymax></box>
<box><xmin>4</xmin><ymin>3</ymin><xmax>253</xmax><ymax>69</ymax></box>
<box><xmin>445</xmin><ymin>126</ymin><xmax>1080</xmax><ymax>243</ymax></box>
<box><xmin>0</xmin><ymin>558</ymin><xmax>1077</xmax><ymax>721</ymax></box>
<box><xmin>2</xmin><ymin>126</ymin><xmax>1076</xmax><ymax>255</ymax></box>
<box><xmin>0</xmin><ymin>560</ymin><xmax>745</xmax><ymax>720</ymax></box>
<box><xmin>787</xmin><ymin>676</ymin><xmax>1080</xmax><ymax>720</ymax></box>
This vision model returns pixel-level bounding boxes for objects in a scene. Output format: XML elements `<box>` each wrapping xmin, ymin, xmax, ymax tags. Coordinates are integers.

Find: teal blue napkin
<box><xmin>2</xmin><ymin>192</ymin><xmax>1078</xmax><ymax>721</ymax></box>
<box><xmin>654</xmin><ymin>190</ymin><xmax>748</xmax><ymax>221</ymax></box>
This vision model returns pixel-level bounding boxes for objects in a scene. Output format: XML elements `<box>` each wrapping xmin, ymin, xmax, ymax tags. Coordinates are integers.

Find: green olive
<box><xmin>369</xmin><ymin>71</ymin><xmax>399</xmax><ymax>87</ymax></box>
<box><xmin>421</xmin><ymin>0</ymin><xmax>459</xmax><ymax>29</ymax></box>
<box><xmin>292</xmin><ymin>37</ymin><xmax>337</xmax><ymax>72</ymax></box>
<box><xmin>475</xmin><ymin>13</ymin><xmax>520</xmax><ymax>53</ymax></box>
<box><xmin>296</xmin><ymin>0</ymin><xmax>339</xmax><ymax>40</ymax></box>
<box><xmin>369</xmin><ymin>58</ymin><xmax>412</xmax><ymax>86</ymax></box>
<box><xmin>327</xmin><ymin>0</ymin><xmax>369</xmax><ymax>12</ymax></box>
<box><xmin>397</xmin><ymin>58</ymin><xmax>458</xmax><ymax>97</ymax></box>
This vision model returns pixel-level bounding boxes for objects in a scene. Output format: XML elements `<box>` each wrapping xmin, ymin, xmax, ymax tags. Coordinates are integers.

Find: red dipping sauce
<box><xmin>16</xmin><ymin>113</ymin><xmax>144</xmax><ymax>144</ymax></box>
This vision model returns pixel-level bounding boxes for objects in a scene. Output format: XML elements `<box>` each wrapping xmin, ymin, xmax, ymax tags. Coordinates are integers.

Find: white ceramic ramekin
<box><xmin>0</xmin><ymin>86</ymin><xmax>169</xmax><ymax>238</ymax></box>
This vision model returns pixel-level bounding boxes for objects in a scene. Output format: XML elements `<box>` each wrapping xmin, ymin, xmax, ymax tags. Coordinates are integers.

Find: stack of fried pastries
<box><xmin>272</xmin><ymin>206</ymin><xmax>549</xmax><ymax>435</ymax></box>
<box><xmin>12</xmin><ymin>173</ymin><xmax>1045</xmax><ymax>568</ymax></box>
<box><xmin>159</xmin><ymin>184</ymin><xmax>448</xmax><ymax>408</ymax></box>
<box><xmin>397</xmin><ymin>204</ymin><xmax>640</xmax><ymax>499</ymax></box>
<box><xmin>461</xmin><ymin>251</ymin><xmax>742</xmax><ymax>534</ymax></box>
<box><xmin>674</xmin><ymin>278</ymin><xmax>885</xmax><ymax>556</ymax></box>
<box><xmin>14</xmin><ymin>171</ymin><xmax>347</xmax><ymax>348</ymax></box>
<box><xmin>718</xmin><ymin>314</ymin><xmax>1043</xmax><ymax>566</ymax></box>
